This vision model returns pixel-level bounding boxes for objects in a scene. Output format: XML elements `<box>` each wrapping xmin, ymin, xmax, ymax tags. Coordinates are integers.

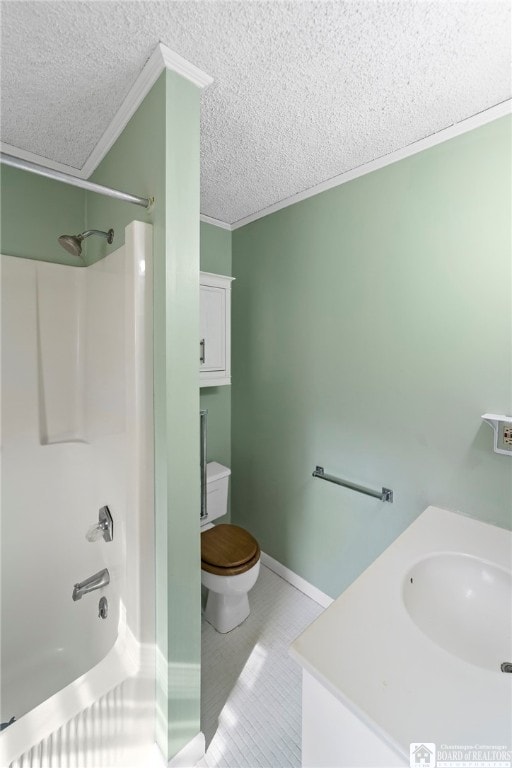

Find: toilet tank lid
<box><xmin>207</xmin><ymin>462</ymin><xmax>231</xmax><ymax>483</ymax></box>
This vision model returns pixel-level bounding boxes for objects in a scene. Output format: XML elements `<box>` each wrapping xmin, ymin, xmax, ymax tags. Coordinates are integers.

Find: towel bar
<box><xmin>312</xmin><ymin>466</ymin><xmax>393</xmax><ymax>503</ymax></box>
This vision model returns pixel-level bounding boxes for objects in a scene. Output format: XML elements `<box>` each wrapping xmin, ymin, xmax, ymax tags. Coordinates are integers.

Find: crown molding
<box><xmin>158</xmin><ymin>42</ymin><xmax>213</xmax><ymax>90</ymax></box>
<box><xmin>81</xmin><ymin>43</ymin><xmax>213</xmax><ymax>178</ymax></box>
<box><xmin>3</xmin><ymin>69</ymin><xmax>508</xmax><ymax>229</ymax></box>
<box><xmin>200</xmin><ymin>213</ymin><xmax>232</xmax><ymax>231</ymax></box>
<box><xmin>231</xmin><ymin>99</ymin><xmax>512</xmax><ymax>231</ymax></box>
<box><xmin>3</xmin><ymin>43</ymin><xmax>212</xmax><ymax>182</ymax></box>
<box><xmin>0</xmin><ymin>140</ymin><xmax>85</xmax><ymax>178</ymax></box>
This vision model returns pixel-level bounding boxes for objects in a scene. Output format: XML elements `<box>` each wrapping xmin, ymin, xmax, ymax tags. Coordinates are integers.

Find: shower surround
<box><xmin>0</xmin><ymin>221</ymin><xmax>157</xmax><ymax>767</ymax></box>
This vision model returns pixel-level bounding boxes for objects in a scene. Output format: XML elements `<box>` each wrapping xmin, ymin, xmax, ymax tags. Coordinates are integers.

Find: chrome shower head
<box><xmin>58</xmin><ymin>234</ymin><xmax>83</xmax><ymax>258</ymax></box>
<box><xmin>57</xmin><ymin>229</ymin><xmax>114</xmax><ymax>259</ymax></box>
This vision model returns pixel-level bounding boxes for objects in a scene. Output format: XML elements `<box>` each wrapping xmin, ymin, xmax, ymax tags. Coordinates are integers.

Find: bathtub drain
<box><xmin>500</xmin><ymin>662</ymin><xmax>512</xmax><ymax>673</ymax></box>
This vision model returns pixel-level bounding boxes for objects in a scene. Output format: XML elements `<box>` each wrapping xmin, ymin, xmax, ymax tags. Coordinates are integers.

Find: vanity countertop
<box><xmin>290</xmin><ymin>506</ymin><xmax>512</xmax><ymax>759</ymax></box>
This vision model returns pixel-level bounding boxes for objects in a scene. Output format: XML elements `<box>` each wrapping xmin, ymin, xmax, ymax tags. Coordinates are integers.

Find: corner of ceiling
<box><xmin>81</xmin><ymin>42</ymin><xmax>213</xmax><ymax>178</ymax></box>
<box><xmin>157</xmin><ymin>42</ymin><xmax>213</xmax><ymax>90</ymax></box>
<box><xmin>199</xmin><ymin>214</ymin><xmax>232</xmax><ymax>231</ymax></box>
<box><xmin>0</xmin><ymin>140</ymin><xmax>87</xmax><ymax>178</ymax></box>
<box><xmin>228</xmin><ymin>98</ymin><xmax>512</xmax><ymax>231</ymax></box>
<box><xmin>2</xmin><ymin>42</ymin><xmax>213</xmax><ymax>184</ymax></box>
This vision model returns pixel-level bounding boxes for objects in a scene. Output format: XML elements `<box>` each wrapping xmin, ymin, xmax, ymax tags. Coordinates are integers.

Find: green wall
<box><xmin>200</xmin><ymin>221</ymin><xmax>232</xmax><ymax>276</ymax></box>
<box><xmin>231</xmin><ymin>116</ymin><xmax>512</xmax><ymax>600</ymax></box>
<box><xmin>88</xmin><ymin>70</ymin><xmax>202</xmax><ymax>760</ymax></box>
<box><xmin>158</xmin><ymin>70</ymin><xmax>201</xmax><ymax>758</ymax></box>
<box><xmin>0</xmin><ymin>164</ymin><xmax>85</xmax><ymax>264</ymax></box>
<box><xmin>200</xmin><ymin>222</ymin><xmax>232</xmax><ymax>495</ymax></box>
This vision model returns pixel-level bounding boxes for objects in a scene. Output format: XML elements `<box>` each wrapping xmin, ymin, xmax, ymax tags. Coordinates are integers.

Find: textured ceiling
<box><xmin>1</xmin><ymin>1</ymin><xmax>511</xmax><ymax>225</ymax></box>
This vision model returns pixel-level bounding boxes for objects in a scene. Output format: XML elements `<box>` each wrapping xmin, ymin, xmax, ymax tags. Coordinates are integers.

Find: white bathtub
<box><xmin>291</xmin><ymin>506</ymin><xmax>512</xmax><ymax>767</ymax></box>
<box><xmin>1</xmin><ymin>221</ymin><xmax>158</xmax><ymax>768</ymax></box>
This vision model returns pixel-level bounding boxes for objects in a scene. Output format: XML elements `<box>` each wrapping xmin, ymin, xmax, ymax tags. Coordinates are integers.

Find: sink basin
<box><xmin>403</xmin><ymin>552</ymin><xmax>512</xmax><ymax>672</ymax></box>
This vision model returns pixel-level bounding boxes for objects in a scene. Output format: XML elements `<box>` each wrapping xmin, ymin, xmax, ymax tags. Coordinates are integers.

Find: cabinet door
<box><xmin>200</xmin><ymin>284</ymin><xmax>226</xmax><ymax>372</ymax></box>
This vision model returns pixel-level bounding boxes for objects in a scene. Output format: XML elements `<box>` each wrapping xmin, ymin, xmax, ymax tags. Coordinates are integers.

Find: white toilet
<box><xmin>201</xmin><ymin>462</ymin><xmax>260</xmax><ymax>633</ymax></box>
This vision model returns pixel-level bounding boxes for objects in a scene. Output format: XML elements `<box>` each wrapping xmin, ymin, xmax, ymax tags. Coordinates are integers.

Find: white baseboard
<box><xmin>168</xmin><ymin>731</ymin><xmax>205</xmax><ymax>767</ymax></box>
<box><xmin>260</xmin><ymin>552</ymin><xmax>333</xmax><ymax>608</ymax></box>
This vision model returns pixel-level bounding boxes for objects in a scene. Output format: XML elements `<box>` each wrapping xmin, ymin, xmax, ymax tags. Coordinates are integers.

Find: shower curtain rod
<box><xmin>1</xmin><ymin>152</ymin><xmax>152</xmax><ymax>209</ymax></box>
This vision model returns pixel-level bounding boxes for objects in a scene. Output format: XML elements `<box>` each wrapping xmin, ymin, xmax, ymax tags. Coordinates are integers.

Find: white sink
<box><xmin>291</xmin><ymin>507</ymin><xmax>512</xmax><ymax>764</ymax></box>
<box><xmin>403</xmin><ymin>552</ymin><xmax>512</xmax><ymax>672</ymax></box>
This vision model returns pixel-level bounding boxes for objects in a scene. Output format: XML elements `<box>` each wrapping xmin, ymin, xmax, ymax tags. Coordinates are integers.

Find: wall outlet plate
<box><xmin>482</xmin><ymin>413</ymin><xmax>512</xmax><ymax>455</ymax></box>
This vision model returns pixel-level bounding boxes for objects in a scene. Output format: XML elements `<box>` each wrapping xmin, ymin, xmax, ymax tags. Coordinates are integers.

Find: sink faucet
<box><xmin>72</xmin><ymin>568</ymin><xmax>110</xmax><ymax>601</ymax></box>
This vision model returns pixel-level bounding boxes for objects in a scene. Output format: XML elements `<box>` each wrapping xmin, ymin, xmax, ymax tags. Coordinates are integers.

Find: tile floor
<box><xmin>199</xmin><ymin>564</ymin><xmax>324</xmax><ymax>768</ymax></box>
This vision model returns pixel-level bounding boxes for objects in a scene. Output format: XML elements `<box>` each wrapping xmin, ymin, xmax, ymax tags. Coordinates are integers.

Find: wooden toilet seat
<box><xmin>201</xmin><ymin>524</ymin><xmax>260</xmax><ymax>576</ymax></box>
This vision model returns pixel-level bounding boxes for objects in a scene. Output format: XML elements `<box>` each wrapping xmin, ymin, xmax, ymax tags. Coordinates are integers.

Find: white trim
<box><xmin>199</xmin><ymin>376</ymin><xmax>231</xmax><ymax>388</ymax></box>
<box><xmin>168</xmin><ymin>732</ymin><xmax>205</xmax><ymax>767</ymax></box>
<box><xmin>81</xmin><ymin>43</ymin><xmax>212</xmax><ymax>178</ymax></box>
<box><xmin>81</xmin><ymin>44</ymin><xmax>166</xmax><ymax>178</ymax></box>
<box><xmin>4</xmin><ymin>83</ymin><xmax>508</xmax><ymax>229</ymax></box>
<box><xmin>231</xmin><ymin>99</ymin><xmax>512</xmax><ymax>230</ymax></box>
<box><xmin>199</xmin><ymin>270</ymin><xmax>235</xmax><ymax>286</ymax></box>
<box><xmin>159</xmin><ymin>44</ymin><xmax>213</xmax><ymax>90</ymax></box>
<box><xmin>200</xmin><ymin>214</ymin><xmax>233</xmax><ymax>231</ymax></box>
<box><xmin>3</xmin><ymin>42</ymin><xmax>212</xmax><ymax>182</ymax></box>
<box><xmin>261</xmin><ymin>552</ymin><xmax>333</xmax><ymax>609</ymax></box>
<box><xmin>0</xmin><ymin>140</ymin><xmax>85</xmax><ymax>177</ymax></box>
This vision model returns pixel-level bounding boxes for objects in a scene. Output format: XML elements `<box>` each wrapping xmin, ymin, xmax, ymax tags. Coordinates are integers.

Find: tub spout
<box><xmin>72</xmin><ymin>568</ymin><xmax>110</xmax><ymax>601</ymax></box>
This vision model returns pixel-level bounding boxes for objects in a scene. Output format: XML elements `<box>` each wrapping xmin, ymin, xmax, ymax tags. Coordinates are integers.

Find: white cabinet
<box><xmin>200</xmin><ymin>271</ymin><xmax>234</xmax><ymax>387</ymax></box>
<box><xmin>301</xmin><ymin>672</ymin><xmax>407</xmax><ymax>768</ymax></box>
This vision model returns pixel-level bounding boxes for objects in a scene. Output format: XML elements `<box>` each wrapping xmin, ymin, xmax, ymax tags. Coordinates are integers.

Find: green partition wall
<box><xmin>86</xmin><ymin>68</ymin><xmax>203</xmax><ymax>760</ymax></box>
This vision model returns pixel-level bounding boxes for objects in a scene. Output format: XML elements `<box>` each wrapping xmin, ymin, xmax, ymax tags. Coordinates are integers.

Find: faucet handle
<box><xmin>86</xmin><ymin>523</ymin><xmax>105</xmax><ymax>542</ymax></box>
<box><xmin>85</xmin><ymin>506</ymin><xmax>113</xmax><ymax>543</ymax></box>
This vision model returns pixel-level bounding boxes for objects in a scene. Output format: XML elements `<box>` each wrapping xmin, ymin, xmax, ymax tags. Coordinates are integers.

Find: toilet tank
<box><xmin>205</xmin><ymin>462</ymin><xmax>231</xmax><ymax>524</ymax></box>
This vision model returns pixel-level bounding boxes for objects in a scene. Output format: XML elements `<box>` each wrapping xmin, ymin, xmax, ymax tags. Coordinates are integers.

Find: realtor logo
<box><xmin>410</xmin><ymin>743</ymin><xmax>436</xmax><ymax>768</ymax></box>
